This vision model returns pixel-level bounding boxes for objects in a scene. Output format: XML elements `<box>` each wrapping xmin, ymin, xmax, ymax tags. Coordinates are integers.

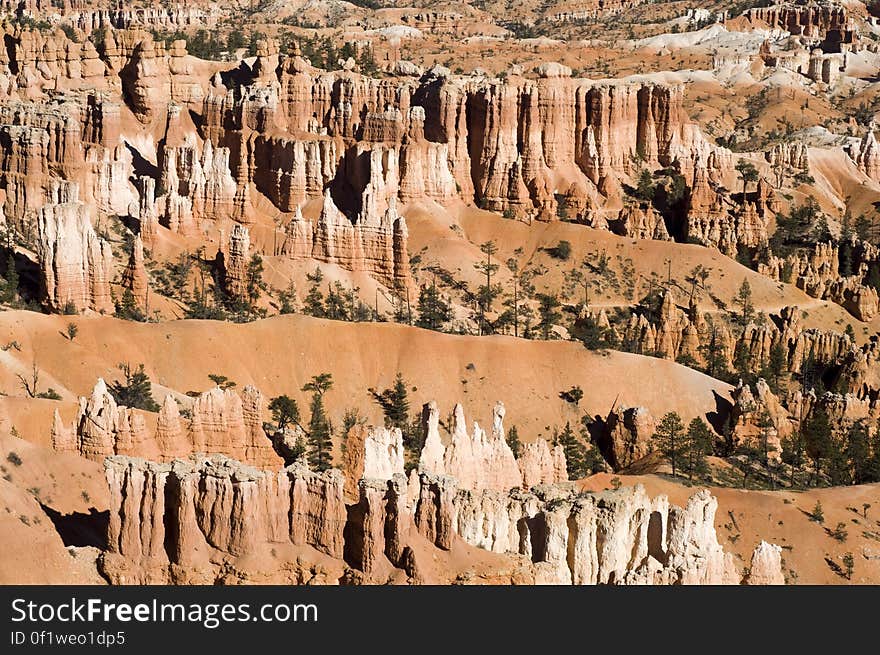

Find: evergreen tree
<box><xmin>843</xmin><ymin>552</ymin><xmax>854</xmax><ymax>580</ymax></box>
<box><xmin>370</xmin><ymin>373</ymin><xmax>410</xmax><ymax>431</ymax></box>
<box><xmin>734</xmin><ymin>441</ymin><xmax>762</xmax><ymax>489</ymax></box>
<box><xmin>839</xmin><ymin>211</ymin><xmax>854</xmax><ymax>277</ymax></box>
<box><xmin>278</xmin><ymin>282</ymin><xmax>298</xmax><ymax>314</ymax></box>
<box><xmin>802</xmin><ymin>406</ymin><xmax>833</xmax><ymax>486</ymax></box>
<box><xmin>325</xmin><ymin>282</ymin><xmax>350</xmax><ymax>321</ymax></box>
<box><xmin>827</xmin><ymin>435</ymin><xmax>851</xmax><ymax>486</ymax></box>
<box><xmin>867</xmin><ymin>430</ymin><xmax>880</xmax><ymax>483</ymax></box>
<box><xmin>341</xmin><ymin>408</ymin><xmax>364</xmax><ymax>448</ymax></box>
<box><xmin>844</xmin><ymin>420</ymin><xmax>870</xmax><ymax>485</ymax></box>
<box><xmin>535</xmin><ymin>293</ymin><xmax>562</xmax><ymax>339</ymax></box>
<box><xmin>549</xmin><ymin>240</ymin><xmax>572</xmax><ymax>260</ymax></box>
<box><xmin>579</xmin><ymin>414</ymin><xmax>607</xmax><ymax>476</ymax></box>
<box><xmin>393</xmin><ymin>283</ymin><xmax>412</xmax><ymax>324</ymax></box>
<box><xmin>767</xmin><ymin>341</ymin><xmax>787</xmax><ymax>389</ymax></box>
<box><xmin>416</xmin><ymin>281</ymin><xmax>452</xmax><ymax>331</ymax></box>
<box><xmin>575</xmin><ymin>314</ymin><xmax>607</xmax><ymax>350</ymax></box>
<box><xmin>506</xmin><ymin>425</ymin><xmax>522</xmax><ymax>458</ymax></box>
<box><xmin>302</xmin><ymin>373</ymin><xmax>334</xmax><ymax>471</ymax></box>
<box><xmin>502</xmin><ymin>254</ymin><xmax>535</xmax><ymax>338</ymax></box>
<box><xmin>781</xmin><ymin>430</ymin><xmax>806</xmax><ymax>487</ymax></box>
<box><xmin>303</xmin><ymin>283</ymin><xmax>326</xmax><ymax>317</ymax></box>
<box><xmin>554</xmin><ymin>421</ymin><xmax>590</xmax><ymax>480</ymax></box>
<box><xmin>109</xmin><ymin>363</ymin><xmax>160</xmax><ymax>411</ymax></box>
<box><xmin>733</xmin><ymin>342</ymin><xmax>755</xmax><ymax>385</ymax></box>
<box><xmin>246</xmin><ymin>254</ymin><xmax>266</xmax><ymax>308</ymax></box>
<box><xmin>756</xmin><ymin>409</ymin><xmax>779</xmax><ymax>488</ymax></box>
<box><xmin>474</xmin><ymin>241</ymin><xmax>501</xmax><ymax>332</ymax></box>
<box><xmin>684</xmin><ymin>417</ymin><xmax>713</xmax><ymax>480</ymax></box>
<box><xmin>635</xmin><ymin>169</ymin><xmax>655</xmax><ymax>202</ymax></box>
<box><xmin>115</xmin><ymin>288</ymin><xmax>147</xmax><ymax>321</ymax></box>
<box><xmin>1</xmin><ymin>253</ymin><xmax>18</xmax><ymax>303</ymax></box>
<box><xmin>855</xmin><ymin>213</ymin><xmax>873</xmax><ymax>243</ymax></box>
<box><xmin>653</xmin><ymin>412</ymin><xmax>686</xmax><ymax>477</ymax></box>
<box><xmin>700</xmin><ymin>325</ymin><xmax>732</xmax><ymax>381</ymax></box>
<box><xmin>734</xmin><ymin>278</ymin><xmax>755</xmax><ymax>326</ymax></box>
<box><xmin>370</xmin><ymin>373</ymin><xmax>422</xmax><ymax>459</ymax></box>
<box><xmin>268</xmin><ymin>395</ymin><xmax>300</xmax><ymax>431</ymax></box>
<box><xmin>735</xmin><ymin>160</ymin><xmax>759</xmax><ymax>200</ymax></box>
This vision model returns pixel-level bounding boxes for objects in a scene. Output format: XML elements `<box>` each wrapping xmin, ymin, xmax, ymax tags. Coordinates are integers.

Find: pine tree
<box><xmin>503</xmin><ymin>254</ymin><xmax>535</xmax><ymax>338</ymax></box>
<box><xmin>303</xmin><ymin>283</ymin><xmax>326</xmax><ymax>317</ymax></box>
<box><xmin>278</xmin><ymin>282</ymin><xmax>298</xmax><ymax>314</ymax></box>
<box><xmin>635</xmin><ymin>169</ymin><xmax>655</xmax><ymax>202</ymax></box>
<box><xmin>386</xmin><ymin>373</ymin><xmax>410</xmax><ymax>430</ymax></box>
<box><xmin>653</xmin><ymin>412</ymin><xmax>686</xmax><ymax>477</ymax></box>
<box><xmin>735</xmin><ymin>160</ymin><xmax>759</xmax><ymax>200</ymax></box>
<box><xmin>734</xmin><ymin>441</ymin><xmax>762</xmax><ymax>489</ymax></box>
<box><xmin>842</xmin><ymin>552</ymin><xmax>854</xmax><ymax>580</ymax></box>
<box><xmin>341</xmin><ymin>408</ymin><xmax>364</xmax><ymax>454</ymax></box>
<box><xmin>839</xmin><ymin>211</ymin><xmax>854</xmax><ymax>277</ymax></box>
<box><xmin>554</xmin><ymin>421</ymin><xmax>590</xmax><ymax>480</ymax></box>
<box><xmin>685</xmin><ymin>417</ymin><xmax>713</xmax><ymax>480</ymax></box>
<box><xmin>108</xmin><ymin>363</ymin><xmax>160</xmax><ymax>411</ymax></box>
<box><xmin>700</xmin><ymin>323</ymin><xmax>731</xmax><ymax>381</ymax></box>
<box><xmin>1</xmin><ymin>253</ymin><xmax>18</xmax><ymax>304</ymax></box>
<box><xmin>246</xmin><ymin>254</ymin><xmax>265</xmax><ymax>308</ymax></box>
<box><xmin>855</xmin><ymin>213</ymin><xmax>873</xmax><ymax>242</ymax></box>
<box><xmin>767</xmin><ymin>341</ymin><xmax>787</xmax><ymax>389</ymax></box>
<box><xmin>781</xmin><ymin>430</ymin><xmax>806</xmax><ymax>488</ymax></box>
<box><xmin>845</xmin><ymin>421</ymin><xmax>870</xmax><ymax>485</ymax></box>
<box><xmin>474</xmin><ymin>241</ymin><xmax>501</xmax><ymax>333</ymax></box>
<box><xmin>268</xmin><ymin>395</ymin><xmax>300</xmax><ymax>431</ymax></box>
<box><xmin>506</xmin><ymin>425</ymin><xmax>522</xmax><ymax>458</ymax></box>
<box><xmin>734</xmin><ymin>278</ymin><xmax>755</xmax><ymax>326</ymax></box>
<box><xmin>535</xmin><ymin>293</ymin><xmax>562</xmax><ymax>339</ymax></box>
<box><xmin>416</xmin><ymin>281</ymin><xmax>452</xmax><ymax>331</ymax></box>
<box><xmin>302</xmin><ymin>373</ymin><xmax>334</xmax><ymax>471</ymax></box>
<box><xmin>370</xmin><ymin>373</ymin><xmax>410</xmax><ymax>430</ymax></box>
<box><xmin>802</xmin><ymin>406</ymin><xmax>833</xmax><ymax>486</ymax></box>
<box><xmin>733</xmin><ymin>341</ymin><xmax>755</xmax><ymax>385</ymax></box>
<box><xmin>756</xmin><ymin>409</ymin><xmax>780</xmax><ymax>487</ymax></box>
<box><xmin>116</xmin><ymin>288</ymin><xmax>147</xmax><ymax>321</ymax></box>
<box><xmin>868</xmin><ymin>431</ymin><xmax>880</xmax><ymax>483</ymax></box>
<box><xmin>827</xmin><ymin>435</ymin><xmax>851</xmax><ymax>486</ymax></box>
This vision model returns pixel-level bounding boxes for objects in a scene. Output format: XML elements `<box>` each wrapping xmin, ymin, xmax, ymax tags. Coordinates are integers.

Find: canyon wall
<box><xmin>101</xmin><ymin>455</ymin><xmax>346</xmax><ymax>584</ymax></box>
<box><xmin>101</xmin><ymin>452</ymin><xmax>782</xmax><ymax>585</ymax></box>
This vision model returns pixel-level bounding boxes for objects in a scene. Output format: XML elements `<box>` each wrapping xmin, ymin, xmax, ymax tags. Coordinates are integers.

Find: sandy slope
<box><xmin>408</xmin><ymin>205</ymin><xmax>875</xmax><ymax>333</ymax></box>
<box><xmin>0</xmin><ymin>432</ymin><xmax>108</xmax><ymax>584</ymax></box>
<box><xmin>0</xmin><ymin>310</ymin><xmax>732</xmax><ymax>446</ymax></box>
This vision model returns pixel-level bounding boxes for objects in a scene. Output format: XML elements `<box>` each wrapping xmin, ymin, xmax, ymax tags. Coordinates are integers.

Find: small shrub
<box><xmin>843</xmin><ymin>552</ymin><xmax>855</xmax><ymax>580</ymax></box>
<box><xmin>208</xmin><ymin>374</ymin><xmax>236</xmax><ymax>390</ymax></box>
<box><xmin>559</xmin><ymin>386</ymin><xmax>584</xmax><ymax>405</ymax></box>
<box><xmin>548</xmin><ymin>240</ymin><xmax>572</xmax><ymax>261</ymax></box>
